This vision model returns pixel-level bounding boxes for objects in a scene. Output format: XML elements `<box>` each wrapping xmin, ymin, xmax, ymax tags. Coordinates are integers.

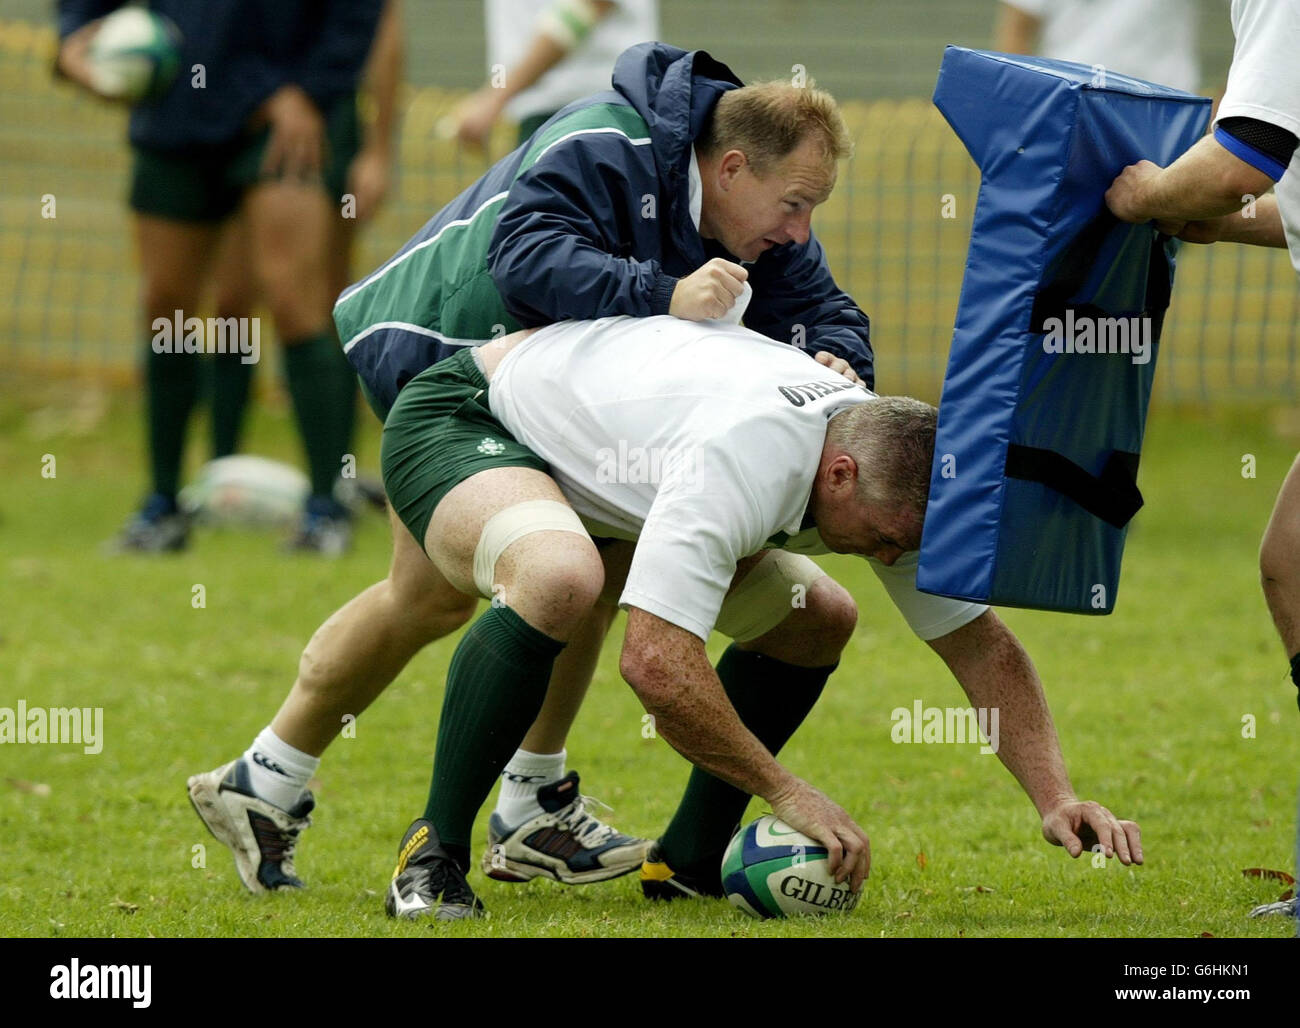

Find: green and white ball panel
<box><xmin>87</xmin><ymin>7</ymin><xmax>182</xmax><ymax>102</ymax></box>
<box><xmin>721</xmin><ymin>814</ymin><xmax>861</xmax><ymax>919</ymax></box>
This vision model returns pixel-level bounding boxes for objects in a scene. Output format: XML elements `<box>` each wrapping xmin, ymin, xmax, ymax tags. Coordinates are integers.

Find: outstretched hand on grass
<box><xmin>1041</xmin><ymin>799</ymin><xmax>1143</xmax><ymax>865</ymax></box>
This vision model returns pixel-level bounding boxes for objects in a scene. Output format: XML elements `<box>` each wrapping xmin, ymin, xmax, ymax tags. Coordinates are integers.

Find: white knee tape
<box><xmin>715</xmin><ymin>552</ymin><xmax>827</xmax><ymax>642</ymax></box>
<box><xmin>472</xmin><ymin>500</ymin><xmax>590</xmax><ymax>599</ymax></box>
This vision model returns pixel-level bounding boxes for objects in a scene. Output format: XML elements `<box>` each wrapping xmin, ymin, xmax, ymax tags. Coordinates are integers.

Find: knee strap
<box><xmin>472</xmin><ymin>500</ymin><xmax>589</xmax><ymax>599</ymax></box>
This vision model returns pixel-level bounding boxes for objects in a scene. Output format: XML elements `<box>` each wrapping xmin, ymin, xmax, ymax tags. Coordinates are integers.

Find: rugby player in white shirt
<box><xmin>371</xmin><ymin>314</ymin><xmax>1142</xmax><ymax>919</ymax></box>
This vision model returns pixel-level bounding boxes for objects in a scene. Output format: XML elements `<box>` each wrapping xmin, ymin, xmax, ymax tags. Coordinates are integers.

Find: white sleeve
<box><xmin>618</xmin><ymin>446</ymin><xmax>769</xmax><ymax>642</ymax></box>
<box><xmin>1216</xmin><ymin>0</ymin><xmax>1300</xmax><ymax>140</ymax></box>
<box><xmin>870</xmin><ymin>551</ymin><xmax>988</xmax><ymax>641</ymax></box>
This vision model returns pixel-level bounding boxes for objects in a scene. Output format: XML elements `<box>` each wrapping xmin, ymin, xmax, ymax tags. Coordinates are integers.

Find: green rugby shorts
<box><xmin>381</xmin><ymin>348</ymin><xmax>549</xmax><ymax>551</ymax></box>
<box><xmin>129</xmin><ymin>92</ymin><xmax>361</xmax><ymax>222</ymax></box>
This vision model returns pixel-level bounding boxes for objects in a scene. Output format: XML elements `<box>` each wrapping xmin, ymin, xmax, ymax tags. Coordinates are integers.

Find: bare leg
<box><xmin>270</xmin><ymin>505</ymin><xmax>477</xmax><ymax>754</ymax></box>
<box><xmin>411</xmin><ymin>466</ymin><xmax>604</xmax><ymax>864</ymax></box>
<box><xmin>242</xmin><ymin>181</ymin><xmax>333</xmax><ymax>340</ymax></box>
<box><xmin>509</xmin><ymin>540</ymin><xmax>631</xmax><ymax>754</ymax></box>
<box><xmin>242</xmin><ymin>181</ymin><xmax>353</xmax><ymax>509</ymax></box>
<box><xmin>1261</xmin><ymin>454</ymin><xmax>1300</xmax><ymax>663</ymax></box>
<box><xmin>738</xmin><ymin>576</ymin><xmax>858</xmax><ymax>666</ymax></box>
<box><xmin>518</xmin><ymin>600</ymin><xmax>618</xmax><ymax>754</ymax></box>
<box><xmin>135</xmin><ymin>214</ymin><xmax>222</xmax><ymax>323</ymax></box>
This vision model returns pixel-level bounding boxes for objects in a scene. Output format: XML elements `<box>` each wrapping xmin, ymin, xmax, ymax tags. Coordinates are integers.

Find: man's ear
<box><xmin>828</xmin><ymin>453</ymin><xmax>858</xmax><ymax>492</ymax></box>
<box><xmin>717</xmin><ymin>149</ymin><xmax>747</xmax><ymax>190</ymax></box>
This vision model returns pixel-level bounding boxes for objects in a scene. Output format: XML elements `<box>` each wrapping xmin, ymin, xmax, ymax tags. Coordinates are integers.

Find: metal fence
<box><xmin>2</xmin><ymin>18</ymin><xmax>1296</xmax><ymax>404</ymax></box>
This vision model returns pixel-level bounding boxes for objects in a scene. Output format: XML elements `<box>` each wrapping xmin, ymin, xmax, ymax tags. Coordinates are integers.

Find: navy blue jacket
<box><xmin>58</xmin><ymin>0</ymin><xmax>381</xmax><ymax>150</ymax></box>
<box><xmin>336</xmin><ymin>43</ymin><xmax>873</xmax><ymax>414</ymax></box>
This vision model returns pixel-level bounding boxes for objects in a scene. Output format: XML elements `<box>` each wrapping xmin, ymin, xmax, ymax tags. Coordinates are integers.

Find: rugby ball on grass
<box><xmin>86</xmin><ymin>7</ymin><xmax>181</xmax><ymax>102</ymax></box>
<box><xmin>721</xmin><ymin>814</ymin><xmax>861</xmax><ymax>919</ymax></box>
<box><xmin>180</xmin><ymin>456</ymin><xmax>309</xmax><ymax>529</ymax></box>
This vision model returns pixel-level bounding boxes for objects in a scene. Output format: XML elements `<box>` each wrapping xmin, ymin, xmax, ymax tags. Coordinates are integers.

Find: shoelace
<box><xmin>266</xmin><ymin>813</ymin><xmax>310</xmax><ymax>866</ymax></box>
<box><xmin>439</xmin><ymin>867</ymin><xmax>480</xmax><ymax>907</ymax></box>
<box><xmin>557</xmin><ymin>794</ymin><xmax>618</xmax><ymax>846</ymax></box>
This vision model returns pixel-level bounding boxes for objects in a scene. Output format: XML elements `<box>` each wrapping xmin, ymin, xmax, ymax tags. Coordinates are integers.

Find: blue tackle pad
<box><xmin>917</xmin><ymin>47</ymin><xmax>1210</xmax><ymax>614</ymax></box>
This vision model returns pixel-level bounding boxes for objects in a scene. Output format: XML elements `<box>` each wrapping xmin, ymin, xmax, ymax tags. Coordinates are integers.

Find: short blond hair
<box><xmin>828</xmin><ymin>397</ymin><xmax>937</xmax><ymax>518</ymax></box>
<box><xmin>698</xmin><ymin>80</ymin><xmax>852</xmax><ymax>176</ymax></box>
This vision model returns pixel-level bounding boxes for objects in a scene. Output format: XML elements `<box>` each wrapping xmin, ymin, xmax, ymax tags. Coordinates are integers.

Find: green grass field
<box><xmin>1</xmin><ymin>371</ymin><xmax>1297</xmax><ymax>938</ymax></box>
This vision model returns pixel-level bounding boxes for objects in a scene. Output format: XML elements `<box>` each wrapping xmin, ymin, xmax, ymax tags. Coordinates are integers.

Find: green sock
<box><xmin>210</xmin><ymin>349</ymin><xmax>256</xmax><ymax>458</ymax></box>
<box><xmin>281</xmin><ymin>332</ymin><xmax>357</xmax><ymax>499</ymax></box>
<box><xmin>658</xmin><ymin>646</ymin><xmax>835</xmax><ymax>879</ymax></box>
<box><xmin>424</xmin><ymin>606</ymin><xmax>566</xmax><ymax>865</ymax></box>
<box><xmin>144</xmin><ymin>339</ymin><xmax>200</xmax><ymax>500</ymax></box>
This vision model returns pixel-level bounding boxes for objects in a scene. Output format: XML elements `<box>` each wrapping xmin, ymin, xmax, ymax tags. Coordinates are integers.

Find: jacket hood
<box><xmin>612</xmin><ymin>42</ymin><xmax>743</xmax><ymax>192</ymax></box>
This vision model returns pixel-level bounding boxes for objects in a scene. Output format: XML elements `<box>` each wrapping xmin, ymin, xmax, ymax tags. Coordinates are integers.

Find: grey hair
<box><xmin>826</xmin><ymin>396</ymin><xmax>938</xmax><ymax>517</ymax></box>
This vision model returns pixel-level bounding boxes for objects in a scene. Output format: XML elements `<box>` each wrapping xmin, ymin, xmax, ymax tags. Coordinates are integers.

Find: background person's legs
<box><xmin>112</xmin><ymin>213</ymin><xmax>221</xmax><ymax>551</ymax></box>
<box><xmin>207</xmin><ymin>213</ymin><xmax>258</xmax><ymax>459</ymax></box>
<box><xmin>243</xmin><ymin>180</ymin><xmax>357</xmax><ymax>550</ymax></box>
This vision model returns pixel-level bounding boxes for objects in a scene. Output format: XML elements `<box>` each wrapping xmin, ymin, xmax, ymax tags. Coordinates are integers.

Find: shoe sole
<box><xmin>436</xmin><ymin>902</ymin><xmax>485</xmax><ymax>920</ymax></box>
<box><xmin>481</xmin><ymin>842</ymin><xmax>651</xmax><ymax>885</ymax></box>
<box><xmin>186</xmin><ymin>772</ymin><xmax>268</xmax><ymax>895</ymax></box>
<box><xmin>385</xmin><ymin>881</ymin><xmax>485</xmax><ymax>921</ymax></box>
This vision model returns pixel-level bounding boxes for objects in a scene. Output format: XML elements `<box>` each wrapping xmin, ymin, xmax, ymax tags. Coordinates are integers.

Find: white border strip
<box><xmin>342</xmin><ymin>320</ymin><xmax>485</xmax><ymax>355</ymax></box>
<box><xmin>530</xmin><ymin>125</ymin><xmax>651</xmax><ymax>166</ymax></box>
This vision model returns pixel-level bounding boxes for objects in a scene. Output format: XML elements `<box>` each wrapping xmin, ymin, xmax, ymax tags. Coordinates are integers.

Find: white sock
<box><xmin>242</xmin><ymin>727</ymin><xmax>319</xmax><ymax>812</ymax></box>
<box><xmin>495</xmin><ymin>748</ymin><xmax>566</xmax><ymax>827</ymax></box>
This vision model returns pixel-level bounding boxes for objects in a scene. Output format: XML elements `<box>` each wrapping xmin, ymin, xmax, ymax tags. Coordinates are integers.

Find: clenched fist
<box><xmin>670</xmin><ymin>258</ymin><xmax>748</xmax><ymax>321</ymax></box>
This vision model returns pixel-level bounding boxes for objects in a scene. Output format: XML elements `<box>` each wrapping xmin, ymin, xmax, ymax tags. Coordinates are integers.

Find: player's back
<box><xmin>487</xmin><ymin>315</ymin><xmax>869</xmax><ymax>540</ymax></box>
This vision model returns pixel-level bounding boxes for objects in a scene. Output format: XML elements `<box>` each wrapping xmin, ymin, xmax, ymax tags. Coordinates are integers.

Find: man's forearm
<box><xmin>621</xmin><ymin>609</ymin><xmax>791</xmax><ymax>801</ymax></box>
<box><xmin>993</xmin><ymin>3</ymin><xmax>1039</xmax><ymax>55</ymax></box>
<box><xmin>1208</xmin><ymin>193</ymin><xmax>1287</xmax><ymax>247</ymax></box>
<box><xmin>927</xmin><ymin>611</ymin><xmax>1074</xmax><ymax>816</ymax></box>
<box><xmin>495</xmin><ymin>0</ymin><xmax>615</xmax><ymax>102</ymax></box>
<box><xmin>1131</xmin><ymin>135</ymin><xmax>1273</xmax><ymax>222</ymax></box>
<box><xmin>362</xmin><ymin>0</ymin><xmax>403</xmax><ymax>152</ymax></box>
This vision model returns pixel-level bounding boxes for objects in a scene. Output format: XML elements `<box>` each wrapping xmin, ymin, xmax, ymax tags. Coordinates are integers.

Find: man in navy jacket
<box><xmin>338</xmin><ymin>41</ymin><xmax>873</xmax><ymax>414</ymax></box>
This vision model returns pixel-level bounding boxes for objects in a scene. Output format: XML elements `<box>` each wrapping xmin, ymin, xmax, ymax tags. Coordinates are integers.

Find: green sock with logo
<box><xmin>657</xmin><ymin>646</ymin><xmax>835</xmax><ymax>885</ymax></box>
<box><xmin>424</xmin><ymin>606</ymin><xmax>566</xmax><ymax>870</ymax></box>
